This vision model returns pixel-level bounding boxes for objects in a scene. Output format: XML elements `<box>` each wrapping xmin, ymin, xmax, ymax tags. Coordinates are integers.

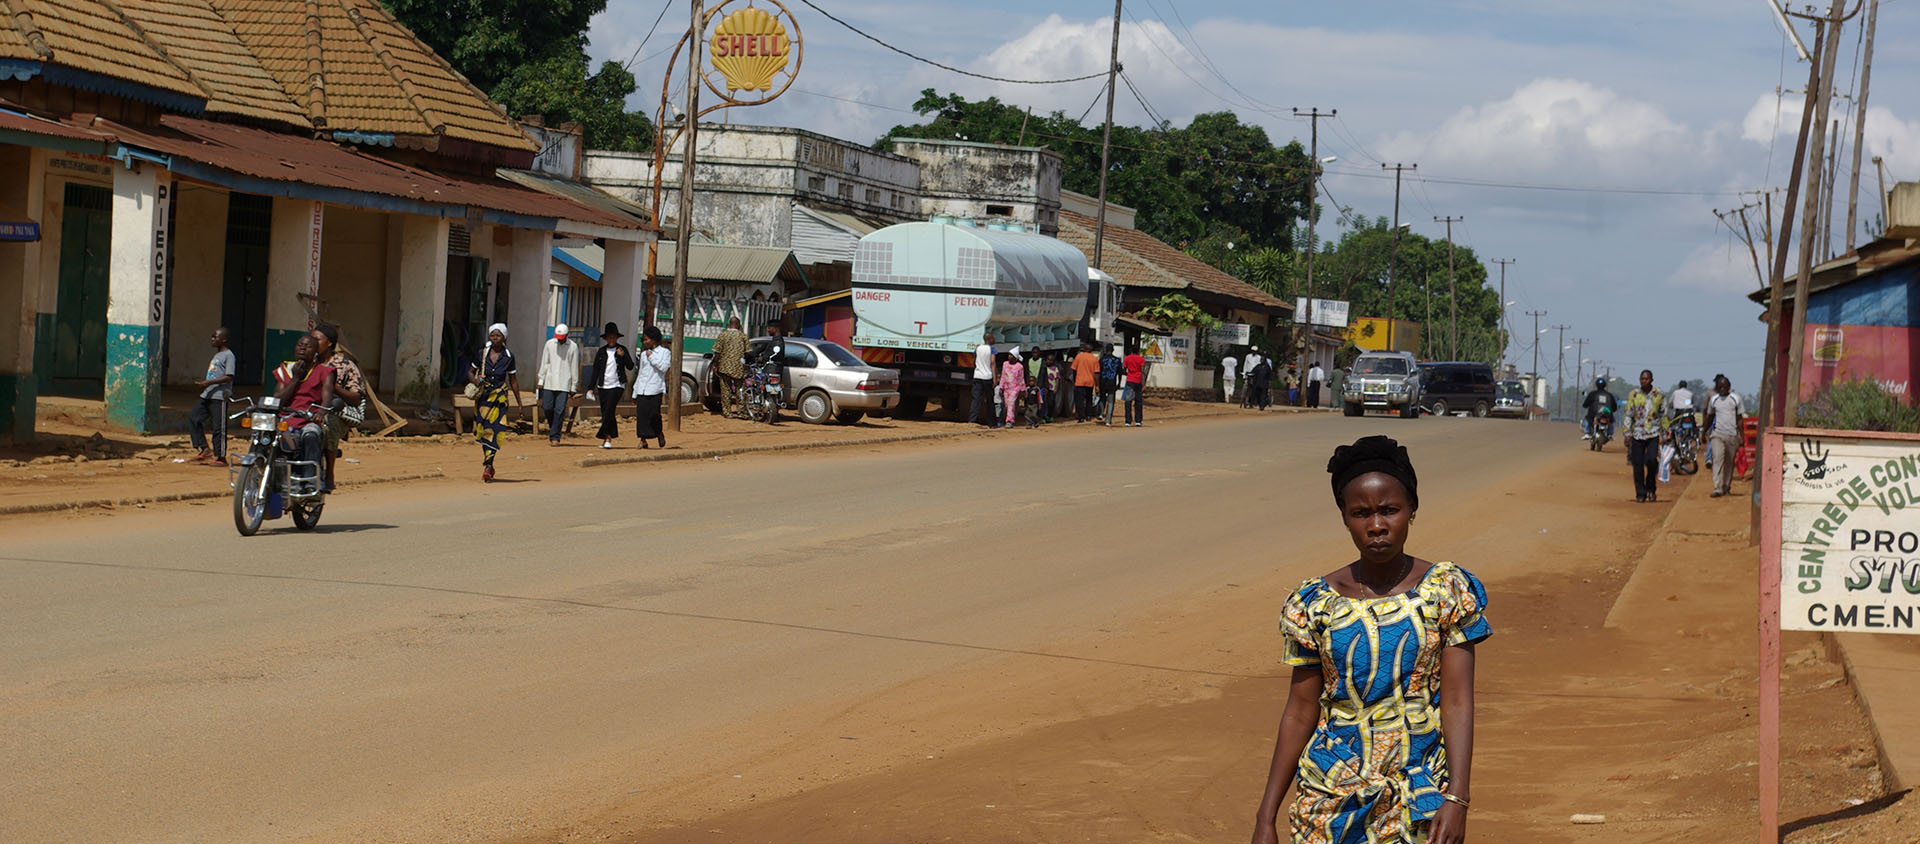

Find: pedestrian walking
<box><xmin>188</xmin><ymin>326</ymin><xmax>234</xmax><ymax>465</ymax></box>
<box><xmin>970</xmin><ymin>332</ymin><xmax>996</xmax><ymax>427</ymax></box>
<box><xmin>536</xmin><ymin>323</ymin><xmax>580</xmax><ymax>446</ymax></box>
<box><xmin>1221</xmin><ymin>352</ymin><xmax>1238</xmax><ymax>404</ymax></box>
<box><xmin>632</xmin><ymin>325</ymin><xmax>670</xmax><ymax>449</ymax></box>
<box><xmin>589</xmin><ymin>322</ymin><xmax>633</xmax><ymax>449</ymax></box>
<box><xmin>1072</xmin><ymin>342</ymin><xmax>1100</xmax><ymax>422</ymax></box>
<box><xmin>1624</xmin><ymin>369</ymin><xmax>1668</xmax><ymax>503</ymax></box>
<box><xmin>1703</xmin><ymin>374</ymin><xmax>1744</xmax><ymax>497</ymax></box>
<box><xmin>1307</xmin><ymin>362</ymin><xmax>1325</xmax><ymax>409</ymax></box>
<box><xmin>1252</xmin><ymin>435</ymin><xmax>1488</xmax><ymax>844</ymax></box>
<box><xmin>1250</xmin><ymin>356</ymin><xmax>1274</xmax><ymax>410</ymax></box>
<box><xmin>1285</xmin><ymin>366</ymin><xmax>1301</xmax><ymax>406</ymax></box>
<box><xmin>712</xmin><ymin>317</ymin><xmax>749</xmax><ymax>417</ymax></box>
<box><xmin>1122</xmin><ymin>343</ymin><xmax>1148</xmax><ymax>426</ymax></box>
<box><xmin>1242</xmin><ymin>349</ymin><xmax>1264</xmax><ymax>408</ymax></box>
<box><xmin>999</xmin><ymin>351</ymin><xmax>1025</xmax><ymax>428</ymax></box>
<box><xmin>467</xmin><ymin>323</ymin><xmax>521</xmax><ymax>482</ymax></box>
<box><xmin>311</xmin><ymin>322</ymin><xmax>364</xmax><ymax>492</ymax></box>
<box><xmin>1099</xmin><ymin>342</ymin><xmax>1123</xmax><ymax>426</ymax></box>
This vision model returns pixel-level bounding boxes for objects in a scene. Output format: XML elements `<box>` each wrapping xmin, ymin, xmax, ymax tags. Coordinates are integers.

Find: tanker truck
<box><xmin>849</xmin><ymin>219</ymin><xmax>1121</xmax><ymax>419</ymax></box>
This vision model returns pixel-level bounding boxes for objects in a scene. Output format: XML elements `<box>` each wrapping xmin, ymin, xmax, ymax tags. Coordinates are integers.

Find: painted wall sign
<box><xmin>1775</xmin><ymin>431</ymin><xmax>1920</xmax><ymax>634</ymax></box>
<box><xmin>1207</xmin><ymin>323</ymin><xmax>1251</xmax><ymax>349</ymax></box>
<box><xmin>0</xmin><ymin>220</ymin><xmax>38</xmax><ymax>241</ymax></box>
<box><xmin>307</xmin><ymin>202</ymin><xmax>323</xmax><ymax>328</ymax></box>
<box><xmin>525</xmin><ymin>123</ymin><xmax>583</xmax><ymax>179</ymax></box>
<box><xmin>149</xmin><ymin>182</ymin><xmax>170</xmax><ymax>326</ymax></box>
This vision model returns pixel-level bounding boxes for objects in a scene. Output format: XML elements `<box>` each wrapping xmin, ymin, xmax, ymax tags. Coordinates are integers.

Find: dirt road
<box><xmin>0</xmin><ymin>414</ymin><xmax>1894</xmax><ymax>842</ymax></box>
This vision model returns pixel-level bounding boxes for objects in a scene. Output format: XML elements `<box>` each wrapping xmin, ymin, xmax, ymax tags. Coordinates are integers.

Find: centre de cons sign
<box><xmin>1774</xmin><ymin>431</ymin><xmax>1920</xmax><ymax>633</ymax></box>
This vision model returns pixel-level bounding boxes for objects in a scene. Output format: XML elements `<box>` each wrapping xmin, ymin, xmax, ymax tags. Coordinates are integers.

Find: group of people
<box><xmin>1224</xmin><ymin>349</ymin><xmax>1320</xmax><ymax>411</ymax></box>
<box><xmin>1582</xmin><ymin>370</ymin><xmax>1747</xmax><ymax>502</ymax></box>
<box><xmin>187</xmin><ymin>320</ymin><xmax>365</xmax><ymax>493</ymax></box>
<box><xmin>969</xmin><ymin>333</ymin><xmax>1149</xmax><ymax>429</ymax></box>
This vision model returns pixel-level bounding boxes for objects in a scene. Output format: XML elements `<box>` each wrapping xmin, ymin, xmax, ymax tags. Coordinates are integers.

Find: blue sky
<box><xmin>583</xmin><ymin>0</ymin><xmax>1920</xmax><ymax>395</ymax></box>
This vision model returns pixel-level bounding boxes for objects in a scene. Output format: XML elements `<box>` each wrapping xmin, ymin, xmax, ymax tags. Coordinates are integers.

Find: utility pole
<box><xmin>1553</xmin><ymin>324</ymin><xmax>1571</xmax><ymax>422</ymax></box>
<box><xmin>1491</xmin><ymin>259</ymin><xmax>1515</xmax><ymax>368</ymax></box>
<box><xmin>1737</xmin><ymin>206</ymin><xmax>1766</xmax><ymax>289</ymax></box>
<box><xmin>1383</xmin><ymin>163</ymin><xmax>1415</xmax><ymax>352</ymax></box>
<box><xmin>1787</xmin><ymin>0</ymin><xmax>1849</xmax><ymax>428</ymax></box>
<box><xmin>1527</xmin><ymin>309</ymin><xmax>1546</xmax><ymax>419</ymax></box>
<box><xmin>1763</xmin><ymin>10</ymin><xmax>1827</xmax><ymax>428</ymax></box>
<box><xmin>666</xmin><ymin>0</ymin><xmax>704</xmax><ymax>433</ymax></box>
<box><xmin>1846</xmin><ymin>0</ymin><xmax>1880</xmax><ymax>253</ymax></box>
<box><xmin>1091</xmin><ymin>0</ymin><xmax>1122</xmax><ymax>270</ymax></box>
<box><xmin>1294</xmin><ymin>107</ymin><xmax>1335</xmax><ymax>369</ymax></box>
<box><xmin>1572</xmin><ymin>338</ymin><xmax>1589</xmax><ymax>394</ymax></box>
<box><xmin>1875</xmin><ymin>156</ymin><xmax>1890</xmax><ymax>225</ymax></box>
<box><xmin>1435</xmin><ymin>215</ymin><xmax>1462</xmax><ymax>359</ymax></box>
<box><xmin>1822</xmin><ymin>117</ymin><xmax>1839</xmax><ymax>260</ymax></box>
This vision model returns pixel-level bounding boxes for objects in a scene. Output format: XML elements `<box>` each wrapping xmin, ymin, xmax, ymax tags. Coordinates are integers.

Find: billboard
<box><xmin>1772</xmin><ymin>431</ymin><xmax>1920</xmax><ymax>633</ymax></box>
<box><xmin>1293</xmin><ymin>297</ymin><xmax>1350</xmax><ymax>328</ymax></box>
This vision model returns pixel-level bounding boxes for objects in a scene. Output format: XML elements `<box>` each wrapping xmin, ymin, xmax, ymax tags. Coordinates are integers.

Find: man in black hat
<box><xmin>589</xmin><ymin>322</ymin><xmax>633</xmax><ymax>449</ymax></box>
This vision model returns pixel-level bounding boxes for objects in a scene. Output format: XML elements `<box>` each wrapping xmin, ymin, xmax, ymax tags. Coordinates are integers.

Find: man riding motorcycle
<box><xmin>274</xmin><ymin>334</ymin><xmax>335</xmax><ymax>488</ymax></box>
<box><xmin>1582</xmin><ymin>377</ymin><xmax>1617</xmax><ymax>440</ymax></box>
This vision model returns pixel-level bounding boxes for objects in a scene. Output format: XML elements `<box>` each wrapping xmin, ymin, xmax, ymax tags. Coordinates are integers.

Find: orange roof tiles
<box><xmin>2</xmin><ymin>0</ymin><xmax>534</xmax><ymax>153</ymax></box>
<box><xmin>1057</xmin><ymin>210</ymin><xmax>1291</xmax><ymax>313</ymax></box>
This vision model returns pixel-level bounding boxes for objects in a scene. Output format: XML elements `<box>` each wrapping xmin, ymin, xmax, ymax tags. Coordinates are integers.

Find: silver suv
<box><xmin>1342</xmin><ymin>351</ymin><xmax>1423</xmax><ymax>418</ymax></box>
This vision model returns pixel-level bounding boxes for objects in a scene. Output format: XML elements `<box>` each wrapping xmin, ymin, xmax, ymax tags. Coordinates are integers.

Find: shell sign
<box><xmin>709</xmin><ymin>6</ymin><xmax>793</xmax><ymax>93</ymax></box>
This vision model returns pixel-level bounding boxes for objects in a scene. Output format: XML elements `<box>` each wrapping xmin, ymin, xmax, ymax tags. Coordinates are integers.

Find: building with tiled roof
<box><xmin>0</xmin><ymin>0</ymin><xmax>655</xmax><ymax>439</ymax></box>
<box><xmin>1055</xmin><ymin>199</ymin><xmax>1290</xmax><ymax>319</ymax></box>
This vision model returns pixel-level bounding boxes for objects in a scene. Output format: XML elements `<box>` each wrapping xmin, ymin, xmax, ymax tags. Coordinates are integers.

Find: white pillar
<box><xmin>507</xmin><ymin>227</ymin><xmax>554</xmax><ymax>369</ymax></box>
<box><xmin>0</xmin><ymin>145</ymin><xmax>44</xmax><ymax>441</ymax></box>
<box><xmin>104</xmin><ymin>164</ymin><xmax>170</xmax><ymax>432</ymax></box>
<box><xmin>393</xmin><ymin>214</ymin><xmax>450</xmax><ymax>403</ymax></box>
<box><xmin>602</xmin><ymin>239</ymin><xmax>647</xmax><ymax>339</ymax></box>
<box><xmin>264</xmin><ymin>198</ymin><xmax>323</xmax><ymax>372</ymax></box>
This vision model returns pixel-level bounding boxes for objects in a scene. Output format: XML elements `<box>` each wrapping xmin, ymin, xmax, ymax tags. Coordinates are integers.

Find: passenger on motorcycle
<box><xmin>1581</xmin><ymin>377</ymin><xmax>1616</xmax><ymax>439</ymax></box>
<box><xmin>274</xmin><ymin>334</ymin><xmax>335</xmax><ymax>487</ymax></box>
<box><xmin>310</xmin><ymin>322</ymin><xmax>363</xmax><ymax>493</ymax></box>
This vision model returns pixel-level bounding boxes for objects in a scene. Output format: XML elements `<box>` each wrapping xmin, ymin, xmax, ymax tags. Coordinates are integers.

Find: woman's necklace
<box><xmin>1356</xmin><ymin>554</ymin><xmax>1413</xmax><ymax>596</ymax></box>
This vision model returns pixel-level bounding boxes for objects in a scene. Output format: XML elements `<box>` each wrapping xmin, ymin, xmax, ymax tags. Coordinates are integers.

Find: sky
<box><xmin>581</xmin><ymin>0</ymin><xmax>1920</xmax><ymax>395</ymax></box>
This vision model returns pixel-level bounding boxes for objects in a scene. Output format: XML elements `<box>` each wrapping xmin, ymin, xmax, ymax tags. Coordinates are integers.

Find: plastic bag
<box><xmin>1658</xmin><ymin>443</ymin><xmax>1674</xmax><ymax>483</ymax></box>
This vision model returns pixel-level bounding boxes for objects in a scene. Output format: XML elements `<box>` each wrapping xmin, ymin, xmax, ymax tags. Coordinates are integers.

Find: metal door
<box><xmin>43</xmin><ymin>183</ymin><xmax>111</xmax><ymax>396</ymax></box>
<box><xmin>221</xmin><ymin>193</ymin><xmax>272</xmax><ymax>385</ymax></box>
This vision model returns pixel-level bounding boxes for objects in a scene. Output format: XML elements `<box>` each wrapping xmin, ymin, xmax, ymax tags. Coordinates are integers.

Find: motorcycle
<box><xmin>1668</xmin><ymin>414</ymin><xmax>1700</xmax><ymax>475</ymax></box>
<box><xmin>227</xmin><ymin>395</ymin><xmax>330</xmax><ymax>536</ymax></box>
<box><xmin>739</xmin><ymin>357</ymin><xmax>784</xmax><ymax>424</ymax></box>
<box><xmin>1589</xmin><ymin>406</ymin><xmax>1614</xmax><ymax>452</ymax></box>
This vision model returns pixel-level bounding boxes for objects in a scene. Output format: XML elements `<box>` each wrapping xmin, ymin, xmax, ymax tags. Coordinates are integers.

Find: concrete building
<box><xmin>892</xmin><ymin>138</ymin><xmax>1061</xmax><ymax>237</ymax></box>
<box><xmin>0</xmin><ymin>0</ymin><xmax>652</xmax><ymax>440</ymax></box>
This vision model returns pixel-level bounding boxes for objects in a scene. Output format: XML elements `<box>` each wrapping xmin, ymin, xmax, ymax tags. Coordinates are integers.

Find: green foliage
<box><xmin>876</xmin><ymin>90</ymin><xmax>1311</xmax><ymax>257</ymax></box>
<box><xmin>1136</xmin><ymin>293</ymin><xmax>1220</xmax><ymax>332</ymax></box>
<box><xmin>1797</xmin><ymin>380</ymin><xmax>1920</xmax><ymax>433</ymax></box>
<box><xmin>379</xmin><ymin>0</ymin><xmax>652</xmax><ymax>153</ymax></box>
<box><xmin>1310</xmin><ymin>217</ymin><xmax>1503</xmax><ymax>363</ymax></box>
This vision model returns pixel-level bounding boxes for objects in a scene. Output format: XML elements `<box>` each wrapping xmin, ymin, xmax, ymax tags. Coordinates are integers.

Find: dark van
<box><xmin>1417</xmin><ymin>361</ymin><xmax>1497</xmax><ymax>417</ymax></box>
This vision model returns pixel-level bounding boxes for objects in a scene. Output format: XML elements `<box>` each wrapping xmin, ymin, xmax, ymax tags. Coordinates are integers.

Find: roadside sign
<box><xmin>1774</xmin><ymin>431</ymin><xmax>1920</xmax><ymax>633</ymax></box>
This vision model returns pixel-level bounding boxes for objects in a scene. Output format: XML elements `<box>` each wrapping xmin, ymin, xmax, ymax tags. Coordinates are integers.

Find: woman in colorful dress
<box><xmin>998</xmin><ymin>351</ymin><xmax>1025</xmax><ymax>428</ymax></box>
<box><xmin>467</xmin><ymin>323</ymin><xmax>522</xmax><ymax>482</ymax></box>
<box><xmin>1252</xmin><ymin>435</ymin><xmax>1489</xmax><ymax>844</ymax></box>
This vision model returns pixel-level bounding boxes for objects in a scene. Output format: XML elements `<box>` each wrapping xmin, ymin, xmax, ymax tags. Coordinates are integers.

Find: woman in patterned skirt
<box><xmin>468</xmin><ymin>323</ymin><xmax>522</xmax><ymax>482</ymax></box>
<box><xmin>1252</xmin><ymin>435</ymin><xmax>1490</xmax><ymax>844</ymax></box>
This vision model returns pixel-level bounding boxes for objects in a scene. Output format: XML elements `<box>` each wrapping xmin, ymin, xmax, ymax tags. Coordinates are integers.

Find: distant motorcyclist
<box><xmin>1581</xmin><ymin>377</ymin><xmax>1617</xmax><ymax>440</ymax></box>
<box><xmin>273</xmin><ymin>334</ymin><xmax>335</xmax><ymax>488</ymax></box>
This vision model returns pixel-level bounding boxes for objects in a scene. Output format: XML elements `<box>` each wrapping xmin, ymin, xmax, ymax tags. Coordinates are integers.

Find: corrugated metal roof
<box><xmin>1056</xmin><ymin>210</ymin><xmax>1290</xmax><ymax>313</ymax></box>
<box><xmin>497</xmin><ymin>168</ymin><xmax>653</xmax><ymax>228</ymax></box>
<box><xmin>556</xmin><ymin>241</ymin><xmax>809</xmax><ymax>290</ymax></box>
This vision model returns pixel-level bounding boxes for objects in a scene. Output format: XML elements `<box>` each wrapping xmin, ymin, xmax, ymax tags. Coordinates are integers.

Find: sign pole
<box><xmin>1758</xmin><ymin>429</ymin><xmax>1784</xmax><ymax>843</ymax></box>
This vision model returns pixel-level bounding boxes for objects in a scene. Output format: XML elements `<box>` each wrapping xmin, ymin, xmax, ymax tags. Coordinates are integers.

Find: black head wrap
<box><xmin>1327</xmin><ymin>435</ymin><xmax>1419</xmax><ymax>508</ymax></box>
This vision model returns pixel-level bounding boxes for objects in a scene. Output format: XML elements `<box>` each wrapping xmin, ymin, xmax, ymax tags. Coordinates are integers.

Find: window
<box><xmin>814</xmin><ymin>341</ymin><xmax>864</xmax><ymax>366</ymax></box>
<box><xmin>838</xmin><ymin>183</ymin><xmax>854</xmax><ymax>199</ymax></box>
<box><xmin>891</xmin><ymin>194</ymin><xmax>906</xmax><ymax>209</ymax></box>
<box><xmin>1353</xmin><ymin>356</ymin><xmax>1409</xmax><ymax>375</ymax></box>
<box><xmin>986</xmin><ymin>204</ymin><xmax>1014</xmax><ymax>217</ymax></box>
<box><xmin>807</xmin><ymin>175</ymin><xmax>825</xmax><ymax>192</ymax></box>
<box><xmin>866</xmin><ymin>188</ymin><xmax>881</xmax><ymax>204</ymax></box>
<box><xmin>783</xmin><ymin>345</ymin><xmax>817</xmax><ymax>368</ymax></box>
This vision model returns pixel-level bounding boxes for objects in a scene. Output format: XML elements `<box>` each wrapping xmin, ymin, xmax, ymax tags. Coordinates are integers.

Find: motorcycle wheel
<box><xmin>1677</xmin><ymin>457</ymin><xmax>1699</xmax><ymax>475</ymax></box>
<box><xmin>291</xmin><ymin>500</ymin><xmax>324</xmax><ymax>531</ymax></box>
<box><xmin>233</xmin><ymin>463</ymin><xmax>266</xmax><ymax>536</ymax></box>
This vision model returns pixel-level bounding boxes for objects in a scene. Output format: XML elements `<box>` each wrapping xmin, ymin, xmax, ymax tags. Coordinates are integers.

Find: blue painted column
<box><xmin>104</xmin><ymin>164</ymin><xmax>171</xmax><ymax>433</ymax></box>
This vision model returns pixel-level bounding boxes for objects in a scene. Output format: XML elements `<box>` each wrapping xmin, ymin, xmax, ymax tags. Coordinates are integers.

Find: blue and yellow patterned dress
<box><xmin>1280</xmin><ymin>561</ymin><xmax>1491</xmax><ymax>844</ymax></box>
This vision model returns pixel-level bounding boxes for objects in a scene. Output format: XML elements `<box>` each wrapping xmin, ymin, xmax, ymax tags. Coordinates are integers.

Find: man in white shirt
<box><xmin>1241</xmin><ymin>350</ymin><xmax>1263</xmax><ymax>408</ymax></box>
<box><xmin>1702</xmin><ymin>374</ymin><xmax>1744</xmax><ymax>497</ymax></box>
<box><xmin>970</xmin><ymin>331</ymin><xmax>996</xmax><ymax>427</ymax></box>
<box><xmin>1306</xmin><ymin>362</ymin><xmax>1326</xmax><ymax>409</ymax></box>
<box><xmin>1220</xmin><ymin>353</ymin><xmax>1238</xmax><ymax>403</ymax></box>
<box><xmin>536</xmin><ymin>323</ymin><xmax>580</xmax><ymax>445</ymax></box>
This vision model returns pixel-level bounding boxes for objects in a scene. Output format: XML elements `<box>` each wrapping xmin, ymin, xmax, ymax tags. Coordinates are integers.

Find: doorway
<box><xmin>41</xmin><ymin>182</ymin><xmax>111</xmax><ymax>397</ymax></box>
<box><xmin>220</xmin><ymin>193</ymin><xmax>272</xmax><ymax>385</ymax></box>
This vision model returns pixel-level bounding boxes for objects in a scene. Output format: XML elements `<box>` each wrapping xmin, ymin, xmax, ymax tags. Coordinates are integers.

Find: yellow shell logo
<box><xmin>710</xmin><ymin>7</ymin><xmax>791</xmax><ymax>92</ymax></box>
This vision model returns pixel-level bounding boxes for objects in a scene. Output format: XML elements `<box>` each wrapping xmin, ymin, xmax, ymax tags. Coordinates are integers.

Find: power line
<box><xmin>1118</xmin><ymin>69</ymin><xmax>1166</xmax><ymax>127</ymax></box>
<box><xmin>791</xmin><ymin>88</ymin><xmax>918</xmax><ymax>113</ymax></box>
<box><xmin>794</xmin><ymin>0</ymin><xmax>1109</xmax><ymax>84</ymax></box>
<box><xmin>1324</xmin><ymin>166</ymin><xmax>1750</xmax><ymax>198</ymax></box>
<box><xmin>620</xmin><ymin>0</ymin><xmax>675</xmax><ymax>71</ymax></box>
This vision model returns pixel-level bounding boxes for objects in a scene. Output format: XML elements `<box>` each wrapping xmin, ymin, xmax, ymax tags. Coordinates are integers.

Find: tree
<box><xmin>380</xmin><ymin>0</ymin><xmax>653</xmax><ymax>153</ymax></box>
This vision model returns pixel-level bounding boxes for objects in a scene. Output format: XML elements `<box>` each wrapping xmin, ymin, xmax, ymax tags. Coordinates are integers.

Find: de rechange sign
<box><xmin>1775</xmin><ymin>431</ymin><xmax>1920</xmax><ymax>633</ymax></box>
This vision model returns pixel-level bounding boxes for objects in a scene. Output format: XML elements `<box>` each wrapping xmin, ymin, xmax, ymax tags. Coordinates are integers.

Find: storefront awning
<box><xmin>787</xmin><ymin>289</ymin><xmax>851</xmax><ymax>310</ymax></box>
<box><xmin>1116</xmin><ymin>313</ymin><xmax>1172</xmax><ymax>335</ymax></box>
<box><xmin>496</xmin><ymin>168</ymin><xmax>655</xmax><ymax>237</ymax></box>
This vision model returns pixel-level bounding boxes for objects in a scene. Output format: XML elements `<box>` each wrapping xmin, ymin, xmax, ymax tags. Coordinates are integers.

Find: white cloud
<box><xmin>1375</xmin><ymin>79</ymin><xmax>1694</xmax><ymax>182</ymax></box>
<box><xmin>1741</xmin><ymin>90</ymin><xmax>1798</xmax><ymax>144</ymax></box>
<box><xmin>1667</xmin><ymin>241</ymin><xmax>1764</xmax><ymax>295</ymax></box>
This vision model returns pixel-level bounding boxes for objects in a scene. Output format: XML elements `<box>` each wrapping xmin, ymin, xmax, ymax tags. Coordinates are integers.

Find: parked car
<box><xmin>1491</xmin><ymin>379</ymin><xmax>1530</xmax><ymax>419</ymax></box>
<box><xmin>1342</xmin><ymin>351</ymin><xmax>1423</xmax><ymax>418</ymax></box>
<box><xmin>1418</xmin><ymin>361</ymin><xmax>1497</xmax><ymax>417</ymax></box>
<box><xmin>685</xmin><ymin>337</ymin><xmax>902</xmax><ymax>424</ymax></box>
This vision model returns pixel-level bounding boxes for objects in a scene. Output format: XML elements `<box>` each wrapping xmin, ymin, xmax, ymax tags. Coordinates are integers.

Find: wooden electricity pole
<box><xmin>1435</xmin><ymin>215</ymin><xmax>1462</xmax><ymax>359</ymax></box>
<box><xmin>1845</xmin><ymin>0</ymin><xmax>1879</xmax><ymax>253</ymax></box>
<box><xmin>1492</xmin><ymin>258</ymin><xmax>1515</xmax><ymax>368</ymax></box>
<box><xmin>667</xmin><ymin>0</ymin><xmax>704</xmax><ymax>432</ymax></box>
<box><xmin>1092</xmin><ymin>0</ymin><xmax>1122</xmax><ymax>270</ymax></box>
<box><xmin>1785</xmin><ymin>0</ymin><xmax>1848</xmax><ymax>428</ymax></box>
<box><xmin>1295</xmin><ymin>107</ymin><xmax>1335</xmax><ymax>365</ymax></box>
<box><xmin>1383</xmin><ymin>163</ymin><xmax>1415</xmax><ymax>352</ymax></box>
